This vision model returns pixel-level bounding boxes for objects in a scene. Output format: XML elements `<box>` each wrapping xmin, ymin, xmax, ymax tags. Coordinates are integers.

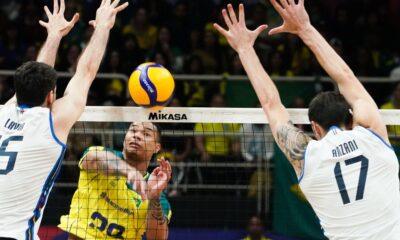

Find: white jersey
<box><xmin>0</xmin><ymin>104</ymin><xmax>66</xmax><ymax>240</ymax></box>
<box><xmin>300</xmin><ymin>126</ymin><xmax>400</xmax><ymax>239</ymax></box>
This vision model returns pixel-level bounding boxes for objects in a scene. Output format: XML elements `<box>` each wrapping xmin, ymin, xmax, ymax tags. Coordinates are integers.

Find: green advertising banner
<box><xmin>272</xmin><ymin>144</ymin><xmax>326</xmax><ymax>240</ymax></box>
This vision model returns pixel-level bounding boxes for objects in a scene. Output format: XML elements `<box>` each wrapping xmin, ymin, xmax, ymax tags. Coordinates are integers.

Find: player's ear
<box><xmin>311</xmin><ymin>121</ymin><xmax>323</xmax><ymax>140</ymax></box>
<box><xmin>44</xmin><ymin>90</ymin><xmax>55</xmax><ymax>107</ymax></box>
<box><xmin>155</xmin><ymin>143</ymin><xmax>161</xmax><ymax>153</ymax></box>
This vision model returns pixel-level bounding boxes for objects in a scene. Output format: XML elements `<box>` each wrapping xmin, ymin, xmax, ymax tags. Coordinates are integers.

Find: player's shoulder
<box><xmin>82</xmin><ymin>146</ymin><xmax>123</xmax><ymax>158</ymax></box>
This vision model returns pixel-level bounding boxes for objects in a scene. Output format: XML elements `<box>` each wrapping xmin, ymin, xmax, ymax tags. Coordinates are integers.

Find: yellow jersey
<box><xmin>194</xmin><ymin>123</ymin><xmax>241</xmax><ymax>156</ymax></box>
<box><xmin>59</xmin><ymin>146</ymin><xmax>171</xmax><ymax>239</ymax></box>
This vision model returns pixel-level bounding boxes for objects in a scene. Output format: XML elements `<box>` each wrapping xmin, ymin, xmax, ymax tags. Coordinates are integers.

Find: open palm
<box><xmin>213</xmin><ymin>4</ymin><xmax>267</xmax><ymax>53</ymax></box>
<box><xmin>39</xmin><ymin>0</ymin><xmax>80</xmax><ymax>37</ymax></box>
<box><xmin>147</xmin><ymin>159</ymin><xmax>172</xmax><ymax>199</ymax></box>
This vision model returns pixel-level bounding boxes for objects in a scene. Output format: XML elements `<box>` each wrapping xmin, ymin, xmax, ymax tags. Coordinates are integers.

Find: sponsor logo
<box><xmin>148</xmin><ymin>111</ymin><xmax>188</xmax><ymax>121</ymax></box>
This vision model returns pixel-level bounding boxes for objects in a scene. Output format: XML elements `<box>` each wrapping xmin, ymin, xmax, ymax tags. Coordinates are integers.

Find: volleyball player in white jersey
<box><xmin>215</xmin><ymin>1</ymin><xmax>400</xmax><ymax>239</ymax></box>
<box><xmin>0</xmin><ymin>0</ymin><xmax>128</xmax><ymax>239</ymax></box>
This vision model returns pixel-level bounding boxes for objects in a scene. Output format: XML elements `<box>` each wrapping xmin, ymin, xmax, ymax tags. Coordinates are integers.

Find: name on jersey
<box><xmin>100</xmin><ymin>192</ymin><xmax>134</xmax><ymax>216</ymax></box>
<box><xmin>332</xmin><ymin>140</ymin><xmax>358</xmax><ymax>158</ymax></box>
<box><xmin>4</xmin><ymin>118</ymin><xmax>25</xmax><ymax>131</ymax></box>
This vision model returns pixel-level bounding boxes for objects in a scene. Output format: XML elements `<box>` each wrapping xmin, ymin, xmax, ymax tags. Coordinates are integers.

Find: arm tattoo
<box><xmin>150</xmin><ymin>200</ymin><xmax>167</xmax><ymax>225</ymax></box>
<box><xmin>276</xmin><ymin>121</ymin><xmax>310</xmax><ymax>175</ymax></box>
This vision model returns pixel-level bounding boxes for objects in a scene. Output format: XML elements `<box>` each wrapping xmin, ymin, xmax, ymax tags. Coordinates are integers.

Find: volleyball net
<box><xmin>29</xmin><ymin>107</ymin><xmax>400</xmax><ymax>239</ymax></box>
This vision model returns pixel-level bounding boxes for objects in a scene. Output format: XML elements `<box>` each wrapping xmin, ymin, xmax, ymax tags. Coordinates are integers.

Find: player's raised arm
<box><xmin>37</xmin><ymin>0</ymin><xmax>80</xmax><ymax>66</ymax></box>
<box><xmin>214</xmin><ymin>4</ymin><xmax>311</xmax><ymax>177</ymax></box>
<box><xmin>81</xmin><ymin>147</ymin><xmax>148</xmax><ymax>199</ymax></box>
<box><xmin>5</xmin><ymin>0</ymin><xmax>79</xmax><ymax>106</ymax></box>
<box><xmin>146</xmin><ymin>158</ymin><xmax>172</xmax><ymax>240</ymax></box>
<box><xmin>269</xmin><ymin>0</ymin><xmax>387</xmax><ymax>141</ymax></box>
<box><xmin>51</xmin><ymin>0</ymin><xmax>129</xmax><ymax>142</ymax></box>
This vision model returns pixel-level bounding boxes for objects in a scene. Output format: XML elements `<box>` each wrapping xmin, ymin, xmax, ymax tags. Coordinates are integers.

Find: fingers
<box><xmin>115</xmin><ymin>2</ymin><xmax>129</xmax><ymax>12</ymax></box>
<box><xmin>213</xmin><ymin>23</ymin><xmax>228</xmax><ymax>36</ymax></box>
<box><xmin>270</xmin><ymin>0</ymin><xmax>285</xmax><ymax>15</ymax></box>
<box><xmin>111</xmin><ymin>0</ymin><xmax>121</xmax><ymax>8</ymax></box>
<box><xmin>105</xmin><ymin>0</ymin><xmax>112</xmax><ymax>6</ymax></box>
<box><xmin>152</xmin><ymin>167</ymin><xmax>161</xmax><ymax>175</ymax></box>
<box><xmin>299</xmin><ymin>0</ymin><xmax>304</xmax><ymax>6</ymax></box>
<box><xmin>269</xmin><ymin>26</ymin><xmax>284</xmax><ymax>35</ymax></box>
<box><xmin>288</xmin><ymin>0</ymin><xmax>296</xmax><ymax>5</ymax></box>
<box><xmin>254</xmin><ymin>24</ymin><xmax>268</xmax><ymax>36</ymax></box>
<box><xmin>279</xmin><ymin>0</ymin><xmax>289</xmax><ymax>8</ymax></box>
<box><xmin>227</xmin><ymin>4</ymin><xmax>238</xmax><ymax>25</ymax></box>
<box><xmin>60</xmin><ymin>0</ymin><xmax>65</xmax><ymax>13</ymax></box>
<box><xmin>53</xmin><ymin>0</ymin><xmax>59</xmax><ymax>13</ymax></box>
<box><xmin>222</xmin><ymin>9</ymin><xmax>233</xmax><ymax>29</ymax></box>
<box><xmin>69</xmin><ymin>13</ymin><xmax>80</xmax><ymax>25</ymax></box>
<box><xmin>100</xmin><ymin>0</ymin><xmax>106</xmax><ymax>6</ymax></box>
<box><xmin>89</xmin><ymin>20</ymin><xmax>96</xmax><ymax>28</ymax></box>
<box><xmin>44</xmin><ymin>6</ymin><xmax>52</xmax><ymax>18</ymax></box>
<box><xmin>238</xmin><ymin>4</ymin><xmax>245</xmax><ymax>26</ymax></box>
<box><xmin>39</xmin><ymin>20</ymin><xmax>48</xmax><ymax>28</ymax></box>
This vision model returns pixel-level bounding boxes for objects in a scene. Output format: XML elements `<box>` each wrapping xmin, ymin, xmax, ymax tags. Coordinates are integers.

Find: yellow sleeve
<box><xmin>78</xmin><ymin>146</ymin><xmax>105</xmax><ymax>169</ymax></box>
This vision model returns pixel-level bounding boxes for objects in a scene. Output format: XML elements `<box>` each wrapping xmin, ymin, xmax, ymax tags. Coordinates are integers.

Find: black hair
<box><xmin>308</xmin><ymin>91</ymin><xmax>352</xmax><ymax>130</ymax></box>
<box><xmin>152</xmin><ymin>123</ymin><xmax>162</xmax><ymax>143</ymax></box>
<box><xmin>14</xmin><ymin>61</ymin><xmax>57</xmax><ymax>106</ymax></box>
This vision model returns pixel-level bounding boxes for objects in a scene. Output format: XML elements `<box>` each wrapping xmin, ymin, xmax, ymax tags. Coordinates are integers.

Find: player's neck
<box><xmin>125</xmin><ymin>158</ymin><xmax>148</xmax><ymax>176</ymax></box>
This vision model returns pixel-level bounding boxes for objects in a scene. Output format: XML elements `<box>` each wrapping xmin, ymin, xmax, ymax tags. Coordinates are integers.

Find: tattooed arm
<box><xmin>146</xmin><ymin>159</ymin><xmax>171</xmax><ymax>240</ymax></box>
<box><xmin>276</xmin><ymin>122</ymin><xmax>312</xmax><ymax>177</ymax></box>
<box><xmin>146</xmin><ymin>199</ymin><xmax>169</xmax><ymax>240</ymax></box>
<box><xmin>80</xmin><ymin>147</ymin><xmax>147</xmax><ymax>199</ymax></box>
<box><xmin>213</xmin><ymin>4</ymin><xmax>310</xmax><ymax>177</ymax></box>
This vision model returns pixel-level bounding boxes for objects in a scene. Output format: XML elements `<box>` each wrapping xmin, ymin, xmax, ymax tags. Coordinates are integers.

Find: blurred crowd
<box><xmin>1</xmin><ymin>0</ymin><xmax>400</xmax><ymax>106</ymax></box>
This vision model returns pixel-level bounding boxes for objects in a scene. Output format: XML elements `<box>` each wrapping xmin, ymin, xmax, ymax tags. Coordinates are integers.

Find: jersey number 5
<box><xmin>334</xmin><ymin>155</ymin><xmax>369</xmax><ymax>205</ymax></box>
<box><xmin>0</xmin><ymin>135</ymin><xmax>23</xmax><ymax>175</ymax></box>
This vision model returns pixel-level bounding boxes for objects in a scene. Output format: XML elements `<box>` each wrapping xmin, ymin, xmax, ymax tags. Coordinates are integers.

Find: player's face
<box><xmin>123</xmin><ymin>122</ymin><xmax>160</xmax><ymax>162</ymax></box>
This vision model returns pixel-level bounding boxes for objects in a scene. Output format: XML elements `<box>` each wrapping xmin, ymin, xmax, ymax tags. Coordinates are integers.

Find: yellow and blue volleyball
<box><xmin>128</xmin><ymin>62</ymin><xmax>175</xmax><ymax>109</ymax></box>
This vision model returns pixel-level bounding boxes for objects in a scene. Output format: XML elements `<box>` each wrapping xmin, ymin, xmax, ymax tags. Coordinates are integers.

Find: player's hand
<box><xmin>147</xmin><ymin>157</ymin><xmax>172</xmax><ymax>200</ymax></box>
<box><xmin>39</xmin><ymin>0</ymin><xmax>80</xmax><ymax>37</ymax></box>
<box><xmin>89</xmin><ymin>0</ymin><xmax>129</xmax><ymax>29</ymax></box>
<box><xmin>127</xmin><ymin>169</ymin><xmax>148</xmax><ymax>200</ymax></box>
<box><xmin>213</xmin><ymin>4</ymin><xmax>267</xmax><ymax>53</ymax></box>
<box><xmin>269</xmin><ymin>0</ymin><xmax>311</xmax><ymax>36</ymax></box>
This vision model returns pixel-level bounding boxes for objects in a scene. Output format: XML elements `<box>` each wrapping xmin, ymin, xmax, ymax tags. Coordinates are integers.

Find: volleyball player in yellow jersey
<box><xmin>59</xmin><ymin>122</ymin><xmax>172</xmax><ymax>240</ymax></box>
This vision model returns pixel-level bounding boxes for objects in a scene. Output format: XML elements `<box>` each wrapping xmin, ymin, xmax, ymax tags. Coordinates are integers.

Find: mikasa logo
<box><xmin>148</xmin><ymin>111</ymin><xmax>188</xmax><ymax>121</ymax></box>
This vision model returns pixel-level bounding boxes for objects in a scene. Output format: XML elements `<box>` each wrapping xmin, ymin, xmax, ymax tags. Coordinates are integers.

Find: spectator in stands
<box><xmin>194</xmin><ymin>93</ymin><xmax>241</xmax><ymax>185</ymax></box>
<box><xmin>0</xmin><ymin>22</ymin><xmax>26</xmax><ymax>69</ymax></box>
<box><xmin>120</xmin><ymin>34</ymin><xmax>145</xmax><ymax>75</ymax></box>
<box><xmin>193</xmin><ymin>30</ymin><xmax>226</xmax><ymax>74</ymax></box>
<box><xmin>147</xmin><ymin>26</ymin><xmax>183</xmax><ymax>72</ymax></box>
<box><xmin>240</xmin><ymin>103</ymin><xmax>274</xmax><ymax>198</ymax></box>
<box><xmin>123</xmin><ymin>7</ymin><xmax>158</xmax><ymax>51</ymax></box>
<box><xmin>59</xmin><ymin>42</ymin><xmax>81</xmax><ymax>73</ymax></box>
<box><xmin>159</xmin><ymin>98</ymin><xmax>194</xmax><ymax>197</ymax></box>
<box><xmin>241</xmin><ymin>215</ymin><xmax>270</xmax><ymax>240</ymax></box>
<box><xmin>228</xmin><ymin>54</ymin><xmax>246</xmax><ymax>75</ymax></box>
<box><xmin>179</xmin><ymin>55</ymin><xmax>206</xmax><ymax>107</ymax></box>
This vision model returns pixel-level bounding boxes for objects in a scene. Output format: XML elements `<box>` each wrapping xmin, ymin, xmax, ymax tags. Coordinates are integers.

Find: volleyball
<box><xmin>128</xmin><ymin>62</ymin><xmax>175</xmax><ymax>109</ymax></box>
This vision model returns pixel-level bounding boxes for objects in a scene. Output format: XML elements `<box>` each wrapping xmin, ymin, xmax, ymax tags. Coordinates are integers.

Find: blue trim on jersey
<box><xmin>298</xmin><ymin>147</ymin><xmax>307</xmax><ymax>183</ymax></box>
<box><xmin>328</xmin><ymin>125</ymin><xmax>341</xmax><ymax>132</ymax></box>
<box><xmin>367</xmin><ymin>128</ymin><xmax>394</xmax><ymax>151</ymax></box>
<box><xmin>18</xmin><ymin>104</ymin><xmax>32</xmax><ymax>109</ymax></box>
<box><xmin>25</xmin><ymin>146</ymin><xmax>66</xmax><ymax>240</ymax></box>
<box><xmin>49</xmin><ymin>112</ymin><xmax>66</xmax><ymax>148</ymax></box>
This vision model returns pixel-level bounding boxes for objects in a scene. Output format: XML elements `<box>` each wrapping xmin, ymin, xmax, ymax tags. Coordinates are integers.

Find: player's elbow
<box><xmin>261</xmin><ymin>94</ymin><xmax>282</xmax><ymax>111</ymax></box>
<box><xmin>80</xmin><ymin>152</ymin><xmax>98</xmax><ymax>171</ymax></box>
